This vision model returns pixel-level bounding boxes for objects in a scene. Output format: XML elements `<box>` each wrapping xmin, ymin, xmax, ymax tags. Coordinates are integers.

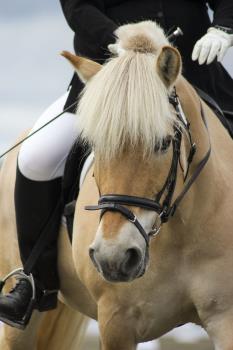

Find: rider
<box><xmin>0</xmin><ymin>0</ymin><xmax>232</xmax><ymax>329</ymax></box>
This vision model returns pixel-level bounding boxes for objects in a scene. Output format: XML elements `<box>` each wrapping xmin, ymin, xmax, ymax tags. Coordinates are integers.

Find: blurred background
<box><xmin>0</xmin><ymin>1</ymin><xmax>232</xmax><ymax>348</ymax></box>
<box><xmin>0</xmin><ymin>0</ymin><xmax>73</xmax><ymax>158</ymax></box>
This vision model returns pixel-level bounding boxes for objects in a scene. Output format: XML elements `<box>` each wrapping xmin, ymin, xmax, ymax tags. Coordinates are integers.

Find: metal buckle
<box><xmin>129</xmin><ymin>214</ymin><xmax>137</xmax><ymax>223</ymax></box>
<box><xmin>148</xmin><ymin>213</ymin><xmax>163</xmax><ymax>237</ymax></box>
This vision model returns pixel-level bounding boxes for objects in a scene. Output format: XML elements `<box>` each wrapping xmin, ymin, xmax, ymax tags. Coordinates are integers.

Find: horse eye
<box><xmin>154</xmin><ymin>136</ymin><xmax>172</xmax><ymax>153</ymax></box>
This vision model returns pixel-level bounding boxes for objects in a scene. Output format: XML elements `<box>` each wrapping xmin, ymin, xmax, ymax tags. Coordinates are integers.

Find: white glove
<box><xmin>192</xmin><ymin>27</ymin><xmax>233</xmax><ymax>65</ymax></box>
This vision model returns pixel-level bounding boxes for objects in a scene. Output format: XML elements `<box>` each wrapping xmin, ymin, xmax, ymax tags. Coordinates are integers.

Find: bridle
<box><xmin>85</xmin><ymin>89</ymin><xmax>211</xmax><ymax>247</ymax></box>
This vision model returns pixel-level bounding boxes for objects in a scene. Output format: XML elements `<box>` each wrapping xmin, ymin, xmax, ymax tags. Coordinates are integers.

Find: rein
<box><xmin>85</xmin><ymin>91</ymin><xmax>211</xmax><ymax>246</ymax></box>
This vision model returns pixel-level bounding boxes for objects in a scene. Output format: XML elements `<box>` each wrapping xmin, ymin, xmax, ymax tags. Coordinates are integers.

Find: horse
<box><xmin>0</xmin><ymin>20</ymin><xmax>233</xmax><ymax>350</ymax></box>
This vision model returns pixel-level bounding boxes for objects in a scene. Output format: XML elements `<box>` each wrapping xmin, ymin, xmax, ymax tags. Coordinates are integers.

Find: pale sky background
<box><xmin>0</xmin><ymin>1</ymin><xmax>232</xmax><ymax>157</ymax></box>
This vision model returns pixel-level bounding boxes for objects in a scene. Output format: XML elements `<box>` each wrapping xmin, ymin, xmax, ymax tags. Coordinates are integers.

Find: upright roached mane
<box><xmin>77</xmin><ymin>21</ymin><xmax>178</xmax><ymax>161</ymax></box>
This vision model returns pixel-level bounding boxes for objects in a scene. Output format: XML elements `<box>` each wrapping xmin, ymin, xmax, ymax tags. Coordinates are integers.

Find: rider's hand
<box><xmin>192</xmin><ymin>27</ymin><xmax>233</xmax><ymax>65</ymax></box>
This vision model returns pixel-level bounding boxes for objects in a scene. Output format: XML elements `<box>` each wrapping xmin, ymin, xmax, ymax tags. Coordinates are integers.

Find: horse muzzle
<box><xmin>89</xmin><ymin>245</ymin><xmax>149</xmax><ymax>282</ymax></box>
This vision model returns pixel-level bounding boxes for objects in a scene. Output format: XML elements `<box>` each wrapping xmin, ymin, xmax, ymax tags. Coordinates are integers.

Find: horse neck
<box><xmin>172</xmin><ymin>77</ymin><xmax>233</xmax><ymax>238</ymax></box>
<box><xmin>177</xmin><ymin>76</ymin><xmax>233</xmax><ymax>171</ymax></box>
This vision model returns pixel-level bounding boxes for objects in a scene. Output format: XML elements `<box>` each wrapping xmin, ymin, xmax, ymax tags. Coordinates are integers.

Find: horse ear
<box><xmin>61</xmin><ymin>51</ymin><xmax>102</xmax><ymax>83</ymax></box>
<box><xmin>156</xmin><ymin>46</ymin><xmax>181</xmax><ymax>88</ymax></box>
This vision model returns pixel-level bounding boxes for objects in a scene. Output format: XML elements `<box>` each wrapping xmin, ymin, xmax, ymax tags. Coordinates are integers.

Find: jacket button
<box><xmin>157</xmin><ymin>11</ymin><xmax>163</xmax><ymax>18</ymax></box>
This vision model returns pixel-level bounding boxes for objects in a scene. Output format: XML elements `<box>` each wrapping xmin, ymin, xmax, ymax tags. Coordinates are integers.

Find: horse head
<box><xmin>63</xmin><ymin>21</ymin><xmax>182</xmax><ymax>283</ymax></box>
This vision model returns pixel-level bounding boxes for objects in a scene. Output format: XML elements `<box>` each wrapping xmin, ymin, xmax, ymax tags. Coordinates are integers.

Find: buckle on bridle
<box><xmin>129</xmin><ymin>214</ymin><xmax>137</xmax><ymax>223</ymax></box>
<box><xmin>148</xmin><ymin>213</ymin><xmax>163</xmax><ymax>237</ymax></box>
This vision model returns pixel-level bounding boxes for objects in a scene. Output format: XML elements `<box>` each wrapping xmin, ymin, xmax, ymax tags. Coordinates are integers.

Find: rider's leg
<box><xmin>18</xmin><ymin>92</ymin><xmax>79</xmax><ymax>182</ymax></box>
<box><xmin>14</xmin><ymin>169</ymin><xmax>62</xmax><ymax>309</ymax></box>
<box><xmin>0</xmin><ymin>93</ymin><xmax>79</xmax><ymax>328</ymax></box>
<box><xmin>17</xmin><ymin>93</ymin><xmax>79</xmax><ymax>303</ymax></box>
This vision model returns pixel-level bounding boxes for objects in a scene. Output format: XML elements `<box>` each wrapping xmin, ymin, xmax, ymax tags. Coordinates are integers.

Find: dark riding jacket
<box><xmin>60</xmin><ymin>0</ymin><xmax>233</xmax><ymax>118</ymax></box>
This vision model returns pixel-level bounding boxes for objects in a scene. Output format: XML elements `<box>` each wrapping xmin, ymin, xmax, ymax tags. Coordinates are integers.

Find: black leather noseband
<box><xmin>85</xmin><ymin>90</ymin><xmax>211</xmax><ymax>246</ymax></box>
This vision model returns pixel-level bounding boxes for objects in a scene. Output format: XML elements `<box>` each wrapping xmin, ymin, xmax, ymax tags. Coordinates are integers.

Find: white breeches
<box><xmin>18</xmin><ymin>92</ymin><xmax>79</xmax><ymax>181</ymax></box>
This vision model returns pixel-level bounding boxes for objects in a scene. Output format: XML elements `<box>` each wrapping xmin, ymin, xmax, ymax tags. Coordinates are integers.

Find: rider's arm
<box><xmin>59</xmin><ymin>0</ymin><xmax>118</xmax><ymax>60</ymax></box>
<box><xmin>208</xmin><ymin>0</ymin><xmax>233</xmax><ymax>29</ymax></box>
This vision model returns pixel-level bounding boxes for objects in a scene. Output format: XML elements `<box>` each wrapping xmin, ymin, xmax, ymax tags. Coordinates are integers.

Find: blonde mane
<box><xmin>77</xmin><ymin>21</ymin><xmax>178</xmax><ymax>161</ymax></box>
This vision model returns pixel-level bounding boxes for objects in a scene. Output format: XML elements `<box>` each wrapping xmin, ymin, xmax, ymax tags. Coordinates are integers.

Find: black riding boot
<box><xmin>0</xmin><ymin>165</ymin><xmax>62</xmax><ymax>329</ymax></box>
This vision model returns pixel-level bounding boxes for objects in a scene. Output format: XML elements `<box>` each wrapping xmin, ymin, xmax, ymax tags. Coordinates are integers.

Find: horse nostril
<box><xmin>89</xmin><ymin>248</ymin><xmax>97</xmax><ymax>267</ymax></box>
<box><xmin>89</xmin><ymin>247</ymin><xmax>96</xmax><ymax>263</ymax></box>
<box><xmin>121</xmin><ymin>248</ymin><xmax>142</xmax><ymax>275</ymax></box>
<box><xmin>89</xmin><ymin>246</ymin><xmax>102</xmax><ymax>272</ymax></box>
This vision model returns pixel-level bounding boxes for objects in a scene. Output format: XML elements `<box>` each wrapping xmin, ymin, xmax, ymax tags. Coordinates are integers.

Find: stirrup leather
<box><xmin>0</xmin><ymin>268</ymin><xmax>36</xmax><ymax>328</ymax></box>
